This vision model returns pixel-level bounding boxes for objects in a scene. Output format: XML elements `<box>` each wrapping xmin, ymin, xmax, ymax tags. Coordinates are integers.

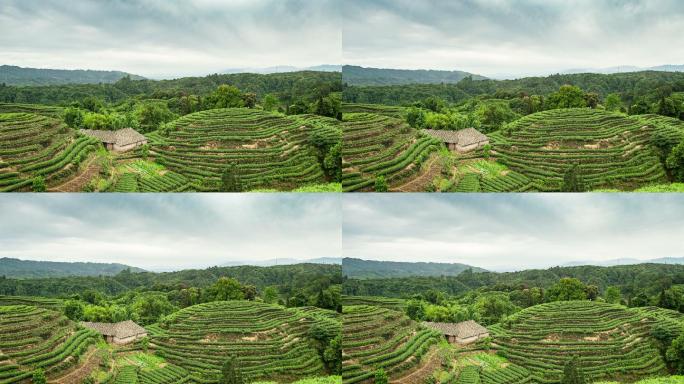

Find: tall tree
<box><xmin>561</xmin><ymin>356</ymin><xmax>586</xmax><ymax>384</ymax></box>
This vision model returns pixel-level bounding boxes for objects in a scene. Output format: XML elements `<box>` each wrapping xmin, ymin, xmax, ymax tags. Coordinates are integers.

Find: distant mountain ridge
<box><xmin>0</xmin><ymin>257</ymin><xmax>145</xmax><ymax>279</ymax></box>
<box><xmin>343</xmin><ymin>257</ymin><xmax>486</xmax><ymax>279</ymax></box>
<box><xmin>223</xmin><ymin>64</ymin><xmax>341</xmax><ymax>75</ymax></box>
<box><xmin>342</xmin><ymin>65</ymin><xmax>487</xmax><ymax>86</ymax></box>
<box><xmin>562</xmin><ymin>64</ymin><xmax>684</xmax><ymax>75</ymax></box>
<box><xmin>0</xmin><ymin>65</ymin><xmax>145</xmax><ymax>86</ymax></box>
<box><xmin>562</xmin><ymin>257</ymin><xmax>684</xmax><ymax>267</ymax></box>
<box><xmin>222</xmin><ymin>257</ymin><xmax>341</xmax><ymax>267</ymax></box>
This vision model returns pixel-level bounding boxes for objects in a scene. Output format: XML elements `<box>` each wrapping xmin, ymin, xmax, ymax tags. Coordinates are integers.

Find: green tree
<box><xmin>323</xmin><ymin>334</ymin><xmax>342</xmax><ymax>374</ymax></box>
<box><xmin>31</xmin><ymin>369</ymin><xmax>46</xmax><ymax>384</ymax></box>
<box><xmin>604</xmin><ymin>286</ymin><xmax>621</xmax><ymax>304</ymax></box>
<box><xmin>406</xmin><ymin>107</ymin><xmax>426</xmax><ymax>128</ymax></box>
<box><xmin>242</xmin><ymin>92</ymin><xmax>257</xmax><ymax>108</ymax></box>
<box><xmin>561</xmin><ymin>164</ymin><xmax>585</xmax><ymax>192</ymax></box>
<box><xmin>584</xmin><ymin>92</ymin><xmax>599</xmax><ymax>109</ymax></box>
<box><xmin>135</xmin><ymin>102</ymin><xmax>174</xmax><ymax>132</ymax></box>
<box><xmin>262</xmin><ymin>286</ymin><xmax>279</xmax><ymax>304</ymax></box>
<box><xmin>221</xmin><ymin>164</ymin><xmax>242</xmax><ymax>192</ymax></box>
<box><xmin>374</xmin><ymin>175</ymin><xmax>388</xmax><ymax>192</ymax></box>
<box><xmin>374</xmin><ymin>368</ymin><xmax>388</xmax><ymax>384</ymax></box>
<box><xmin>604</xmin><ymin>93</ymin><xmax>622</xmax><ymax>112</ymax></box>
<box><xmin>131</xmin><ymin>293</ymin><xmax>176</xmax><ymax>325</ymax></box>
<box><xmin>208</xmin><ymin>85</ymin><xmax>245</xmax><ymax>109</ymax></box>
<box><xmin>63</xmin><ymin>300</ymin><xmax>84</xmax><ymax>321</ymax></box>
<box><xmin>220</xmin><ymin>355</ymin><xmax>245</xmax><ymax>384</ymax></box>
<box><xmin>547</xmin><ymin>278</ymin><xmax>587</xmax><ymax>302</ymax></box>
<box><xmin>262</xmin><ymin>94</ymin><xmax>279</xmax><ymax>112</ymax></box>
<box><xmin>406</xmin><ymin>299</ymin><xmax>425</xmax><ymax>321</ymax></box>
<box><xmin>548</xmin><ymin>85</ymin><xmax>587</xmax><ymax>109</ymax></box>
<box><xmin>63</xmin><ymin>107</ymin><xmax>84</xmax><ymax>128</ymax></box>
<box><xmin>667</xmin><ymin>332</ymin><xmax>684</xmax><ymax>373</ymax></box>
<box><xmin>32</xmin><ymin>176</ymin><xmax>46</xmax><ymax>192</ymax></box>
<box><xmin>208</xmin><ymin>277</ymin><xmax>245</xmax><ymax>301</ymax></box>
<box><xmin>560</xmin><ymin>356</ymin><xmax>586</xmax><ymax>384</ymax></box>
<box><xmin>666</xmin><ymin>141</ymin><xmax>684</xmax><ymax>181</ymax></box>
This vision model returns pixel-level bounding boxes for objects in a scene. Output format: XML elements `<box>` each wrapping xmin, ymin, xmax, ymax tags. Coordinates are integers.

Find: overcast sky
<box><xmin>0</xmin><ymin>194</ymin><xmax>341</xmax><ymax>271</ymax></box>
<box><xmin>0</xmin><ymin>0</ymin><xmax>341</xmax><ymax>79</ymax></box>
<box><xmin>343</xmin><ymin>0</ymin><xmax>684</xmax><ymax>78</ymax></box>
<box><xmin>343</xmin><ymin>194</ymin><xmax>684</xmax><ymax>271</ymax></box>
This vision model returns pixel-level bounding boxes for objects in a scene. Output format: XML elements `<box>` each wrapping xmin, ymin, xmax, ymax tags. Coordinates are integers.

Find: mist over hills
<box><xmin>223</xmin><ymin>64</ymin><xmax>341</xmax><ymax>74</ymax></box>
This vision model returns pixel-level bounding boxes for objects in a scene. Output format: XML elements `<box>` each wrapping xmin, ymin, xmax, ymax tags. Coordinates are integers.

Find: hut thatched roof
<box><xmin>81</xmin><ymin>320</ymin><xmax>147</xmax><ymax>338</ymax></box>
<box><xmin>424</xmin><ymin>128</ymin><xmax>488</xmax><ymax>146</ymax></box>
<box><xmin>423</xmin><ymin>320</ymin><xmax>488</xmax><ymax>338</ymax></box>
<box><xmin>81</xmin><ymin>128</ymin><xmax>146</xmax><ymax>146</ymax></box>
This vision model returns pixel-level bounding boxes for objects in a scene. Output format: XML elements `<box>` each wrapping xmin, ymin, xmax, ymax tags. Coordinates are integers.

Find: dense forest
<box><xmin>0</xmin><ymin>257</ymin><xmax>145</xmax><ymax>278</ymax></box>
<box><xmin>344</xmin><ymin>263</ymin><xmax>684</xmax><ymax>309</ymax></box>
<box><xmin>343</xmin><ymin>70</ymin><xmax>684</xmax><ymax>111</ymax></box>
<box><xmin>0</xmin><ymin>64</ymin><xmax>145</xmax><ymax>86</ymax></box>
<box><xmin>0</xmin><ymin>262</ymin><xmax>342</xmax><ymax>325</ymax></box>
<box><xmin>342</xmin><ymin>257</ymin><xmax>486</xmax><ymax>278</ymax></box>
<box><xmin>342</xmin><ymin>65</ymin><xmax>486</xmax><ymax>86</ymax></box>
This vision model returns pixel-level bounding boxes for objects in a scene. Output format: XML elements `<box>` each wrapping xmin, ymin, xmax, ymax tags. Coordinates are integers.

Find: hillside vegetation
<box><xmin>342</xmin><ymin>111</ymin><xmax>441</xmax><ymax>191</ymax></box>
<box><xmin>0</xmin><ymin>305</ymin><xmax>98</xmax><ymax>383</ymax></box>
<box><xmin>342</xmin><ymin>65</ymin><xmax>486</xmax><ymax>86</ymax></box>
<box><xmin>490</xmin><ymin>301</ymin><xmax>674</xmax><ymax>382</ymax></box>
<box><xmin>0</xmin><ymin>65</ymin><xmax>144</xmax><ymax>86</ymax></box>
<box><xmin>342</xmin><ymin>305</ymin><xmax>440</xmax><ymax>384</ymax></box>
<box><xmin>150</xmin><ymin>108</ymin><xmax>340</xmax><ymax>191</ymax></box>
<box><xmin>0</xmin><ymin>112</ymin><xmax>99</xmax><ymax>191</ymax></box>
<box><xmin>342</xmin><ymin>258</ymin><xmax>486</xmax><ymax>279</ymax></box>
<box><xmin>148</xmin><ymin>301</ymin><xmax>339</xmax><ymax>383</ymax></box>
<box><xmin>0</xmin><ymin>258</ymin><xmax>145</xmax><ymax>279</ymax></box>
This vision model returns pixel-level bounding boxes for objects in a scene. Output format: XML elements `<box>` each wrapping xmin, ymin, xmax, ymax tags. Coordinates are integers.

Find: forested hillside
<box><xmin>0</xmin><ymin>64</ymin><xmax>145</xmax><ymax>86</ymax></box>
<box><xmin>342</xmin><ymin>65</ymin><xmax>486</xmax><ymax>86</ymax></box>
<box><xmin>342</xmin><ymin>257</ymin><xmax>486</xmax><ymax>278</ymax></box>
<box><xmin>0</xmin><ymin>257</ymin><xmax>145</xmax><ymax>278</ymax></box>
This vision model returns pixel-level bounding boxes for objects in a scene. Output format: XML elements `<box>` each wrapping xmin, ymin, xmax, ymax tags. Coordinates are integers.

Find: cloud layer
<box><xmin>0</xmin><ymin>0</ymin><xmax>341</xmax><ymax>78</ymax></box>
<box><xmin>343</xmin><ymin>194</ymin><xmax>684</xmax><ymax>271</ymax></box>
<box><xmin>343</xmin><ymin>0</ymin><xmax>684</xmax><ymax>77</ymax></box>
<box><xmin>0</xmin><ymin>194</ymin><xmax>341</xmax><ymax>271</ymax></box>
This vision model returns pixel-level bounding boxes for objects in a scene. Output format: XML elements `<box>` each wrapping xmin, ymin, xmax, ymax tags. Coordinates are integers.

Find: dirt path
<box><xmin>49</xmin><ymin>155</ymin><xmax>101</xmax><ymax>192</ymax></box>
<box><xmin>390</xmin><ymin>346</ymin><xmax>441</xmax><ymax>384</ymax></box>
<box><xmin>392</xmin><ymin>154</ymin><xmax>442</xmax><ymax>192</ymax></box>
<box><xmin>48</xmin><ymin>346</ymin><xmax>101</xmax><ymax>384</ymax></box>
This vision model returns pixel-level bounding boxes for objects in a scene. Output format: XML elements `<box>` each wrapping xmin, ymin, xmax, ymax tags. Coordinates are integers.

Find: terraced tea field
<box><xmin>342</xmin><ymin>305</ymin><xmax>440</xmax><ymax>384</ymax></box>
<box><xmin>342</xmin><ymin>112</ymin><xmax>441</xmax><ymax>192</ymax></box>
<box><xmin>147</xmin><ymin>301</ymin><xmax>339</xmax><ymax>383</ymax></box>
<box><xmin>0</xmin><ymin>112</ymin><xmax>99</xmax><ymax>191</ymax></box>
<box><xmin>0</xmin><ymin>103</ymin><xmax>64</xmax><ymax>118</ymax></box>
<box><xmin>341</xmin><ymin>295</ymin><xmax>406</xmax><ymax>312</ymax></box>
<box><xmin>109</xmin><ymin>160</ymin><xmax>192</xmax><ymax>192</ymax></box>
<box><xmin>488</xmin><ymin>301</ymin><xmax>672</xmax><ymax>383</ymax></box>
<box><xmin>341</xmin><ymin>103</ymin><xmax>406</xmax><ymax>119</ymax></box>
<box><xmin>149</xmin><ymin>108</ymin><xmax>340</xmax><ymax>191</ymax></box>
<box><xmin>489</xmin><ymin>108</ymin><xmax>681</xmax><ymax>191</ymax></box>
<box><xmin>0</xmin><ymin>305</ymin><xmax>98</xmax><ymax>383</ymax></box>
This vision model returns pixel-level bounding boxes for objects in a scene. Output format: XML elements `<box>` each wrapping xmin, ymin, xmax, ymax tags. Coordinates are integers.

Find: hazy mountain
<box><xmin>343</xmin><ymin>257</ymin><xmax>487</xmax><ymax>279</ymax></box>
<box><xmin>563</xmin><ymin>257</ymin><xmax>684</xmax><ymax>267</ymax></box>
<box><xmin>0</xmin><ymin>65</ymin><xmax>145</xmax><ymax>86</ymax></box>
<box><xmin>562</xmin><ymin>64</ymin><xmax>684</xmax><ymax>75</ymax></box>
<box><xmin>342</xmin><ymin>65</ymin><xmax>487</xmax><ymax>86</ymax></box>
<box><xmin>0</xmin><ymin>257</ymin><xmax>145</xmax><ymax>279</ymax></box>
<box><xmin>223</xmin><ymin>64</ymin><xmax>341</xmax><ymax>75</ymax></box>
<box><xmin>222</xmin><ymin>257</ymin><xmax>342</xmax><ymax>267</ymax></box>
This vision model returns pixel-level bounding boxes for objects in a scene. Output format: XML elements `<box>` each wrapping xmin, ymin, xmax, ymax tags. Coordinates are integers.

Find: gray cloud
<box><xmin>343</xmin><ymin>0</ymin><xmax>684</xmax><ymax>78</ymax></box>
<box><xmin>0</xmin><ymin>194</ymin><xmax>341</xmax><ymax>271</ymax></box>
<box><xmin>343</xmin><ymin>194</ymin><xmax>684</xmax><ymax>271</ymax></box>
<box><xmin>0</xmin><ymin>0</ymin><xmax>341</xmax><ymax>78</ymax></box>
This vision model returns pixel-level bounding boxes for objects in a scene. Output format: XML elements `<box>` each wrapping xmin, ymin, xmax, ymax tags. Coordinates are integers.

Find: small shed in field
<box><xmin>80</xmin><ymin>128</ymin><xmax>147</xmax><ymax>152</ymax></box>
<box><xmin>424</xmin><ymin>128</ymin><xmax>489</xmax><ymax>153</ymax></box>
<box><xmin>81</xmin><ymin>320</ymin><xmax>147</xmax><ymax>345</ymax></box>
<box><xmin>423</xmin><ymin>320</ymin><xmax>489</xmax><ymax>345</ymax></box>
